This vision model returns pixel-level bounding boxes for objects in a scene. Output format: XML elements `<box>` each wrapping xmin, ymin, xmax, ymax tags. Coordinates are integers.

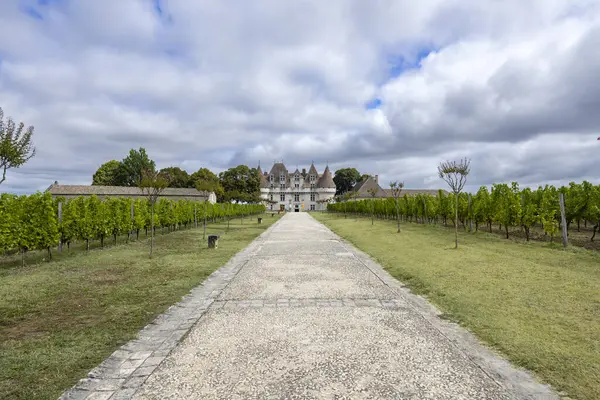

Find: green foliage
<box><xmin>0</xmin><ymin>193</ymin><xmax>266</xmax><ymax>257</ymax></box>
<box><xmin>92</xmin><ymin>160</ymin><xmax>121</xmax><ymax>186</ymax></box>
<box><xmin>333</xmin><ymin>167</ymin><xmax>362</xmax><ymax>195</ymax></box>
<box><xmin>219</xmin><ymin>165</ymin><xmax>261</xmax><ymax>202</ymax></box>
<box><xmin>115</xmin><ymin>147</ymin><xmax>156</xmax><ymax>186</ymax></box>
<box><xmin>327</xmin><ymin>180</ymin><xmax>600</xmax><ymax>243</ymax></box>
<box><xmin>159</xmin><ymin>166</ymin><xmax>190</xmax><ymax>188</ymax></box>
<box><xmin>0</xmin><ymin>107</ymin><xmax>36</xmax><ymax>185</ymax></box>
<box><xmin>0</xmin><ymin>192</ymin><xmax>59</xmax><ymax>256</ymax></box>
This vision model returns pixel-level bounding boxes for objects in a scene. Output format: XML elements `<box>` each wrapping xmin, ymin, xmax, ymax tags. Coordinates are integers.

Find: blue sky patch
<box><xmin>153</xmin><ymin>0</ymin><xmax>163</xmax><ymax>15</ymax></box>
<box><xmin>23</xmin><ymin>5</ymin><xmax>44</xmax><ymax>20</ymax></box>
<box><xmin>365</xmin><ymin>98</ymin><xmax>382</xmax><ymax>110</ymax></box>
<box><xmin>387</xmin><ymin>46</ymin><xmax>439</xmax><ymax>79</ymax></box>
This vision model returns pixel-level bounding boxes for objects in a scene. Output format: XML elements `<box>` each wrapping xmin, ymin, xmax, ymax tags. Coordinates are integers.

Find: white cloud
<box><xmin>1</xmin><ymin>0</ymin><xmax>600</xmax><ymax>193</ymax></box>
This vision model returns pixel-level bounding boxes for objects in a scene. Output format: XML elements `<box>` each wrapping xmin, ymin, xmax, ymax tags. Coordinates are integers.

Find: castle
<box><xmin>258</xmin><ymin>162</ymin><xmax>336</xmax><ymax>212</ymax></box>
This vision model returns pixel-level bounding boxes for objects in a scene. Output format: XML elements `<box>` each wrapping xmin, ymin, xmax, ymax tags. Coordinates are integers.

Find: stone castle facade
<box><xmin>258</xmin><ymin>162</ymin><xmax>336</xmax><ymax>212</ymax></box>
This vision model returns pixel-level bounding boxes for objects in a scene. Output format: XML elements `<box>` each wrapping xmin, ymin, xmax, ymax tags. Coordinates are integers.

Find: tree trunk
<box><xmin>150</xmin><ymin>203</ymin><xmax>155</xmax><ymax>258</ymax></box>
<box><xmin>454</xmin><ymin>196</ymin><xmax>459</xmax><ymax>249</ymax></box>
<box><xmin>47</xmin><ymin>247</ymin><xmax>52</xmax><ymax>261</ymax></box>
<box><xmin>591</xmin><ymin>222</ymin><xmax>599</xmax><ymax>242</ymax></box>
<box><xmin>577</xmin><ymin>220</ymin><xmax>581</xmax><ymax>232</ymax></box>
<box><xmin>101</xmin><ymin>235</ymin><xmax>104</xmax><ymax>248</ymax></box>
<box><xmin>505</xmin><ymin>225</ymin><xmax>509</xmax><ymax>239</ymax></box>
<box><xmin>489</xmin><ymin>221</ymin><xmax>492</xmax><ymax>233</ymax></box>
<box><xmin>86</xmin><ymin>239</ymin><xmax>90</xmax><ymax>251</ymax></box>
<box><xmin>524</xmin><ymin>225</ymin><xmax>530</xmax><ymax>241</ymax></box>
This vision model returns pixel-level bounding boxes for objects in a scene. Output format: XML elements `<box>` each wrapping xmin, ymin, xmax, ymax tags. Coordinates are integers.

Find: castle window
<box><xmin>310</xmin><ymin>204</ymin><xmax>315</xmax><ymax>211</ymax></box>
<box><xmin>280</xmin><ymin>194</ymin><xmax>285</xmax><ymax>201</ymax></box>
<box><xmin>270</xmin><ymin>194</ymin><xmax>273</xmax><ymax>201</ymax></box>
<box><xmin>310</xmin><ymin>174</ymin><xmax>315</xmax><ymax>181</ymax></box>
<box><xmin>280</xmin><ymin>183</ymin><xmax>285</xmax><ymax>190</ymax></box>
<box><xmin>310</xmin><ymin>183</ymin><xmax>315</xmax><ymax>189</ymax></box>
<box><xmin>294</xmin><ymin>194</ymin><xmax>300</xmax><ymax>201</ymax></box>
<box><xmin>295</xmin><ymin>183</ymin><xmax>299</xmax><ymax>188</ymax></box>
<box><xmin>310</xmin><ymin>193</ymin><xmax>316</xmax><ymax>201</ymax></box>
<box><xmin>270</xmin><ymin>175</ymin><xmax>274</xmax><ymax>182</ymax></box>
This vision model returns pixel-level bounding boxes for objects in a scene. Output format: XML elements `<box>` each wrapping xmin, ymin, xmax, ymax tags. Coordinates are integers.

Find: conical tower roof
<box><xmin>257</xmin><ymin>165</ymin><xmax>269</xmax><ymax>188</ymax></box>
<box><xmin>317</xmin><ymin>165</ymin><xmax>335</xmax><ymax>188</ymax></box>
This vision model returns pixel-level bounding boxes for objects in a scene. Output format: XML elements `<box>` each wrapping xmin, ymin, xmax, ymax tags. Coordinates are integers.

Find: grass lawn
<box><xmin>0</xmin><ymin>214</ymin><xmax>280</xmax><ymax>400</ymax></box>
<box><xmin>312</xmin><ymin>212</ymin><xmax>600</xmax><ymax>400</ymax></box>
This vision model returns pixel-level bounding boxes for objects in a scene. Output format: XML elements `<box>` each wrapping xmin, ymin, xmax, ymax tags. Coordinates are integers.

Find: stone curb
<box><xmin>310</xmin><ymin>214</ymin><xmax>559</xmax><ymax>400</ymax></box>
<box><xmin>58</xmin><ymin>218</ymin><xmax>284</xmax><ymax>400</ymax></box>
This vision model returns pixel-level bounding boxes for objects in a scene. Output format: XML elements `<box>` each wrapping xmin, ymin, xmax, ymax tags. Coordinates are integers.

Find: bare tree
<box><xmin>0</xmin><ymin>107</ymin><xmax>36</xmax><ymax>185</ymax></box>
<box><xmin>389</xmin><ymin>181</ymin><xmax>404</xmax><ymax>233</ymax></box>
<box><xmin>367</xmin><ymin>187</ymin><xmax>378</xmax><ymax>225</ymax></box>
<box><xmin>139</xmin><ymin>168</ymin><xmax>169</xmax><ymax>258</ymax></box>
<box><xmin>438</xmin><ymin>158</ymin><xmax>471</xmax><ymax>249</ymax></box>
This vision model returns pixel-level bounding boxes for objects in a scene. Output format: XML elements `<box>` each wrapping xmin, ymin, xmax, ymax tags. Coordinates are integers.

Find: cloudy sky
<box><xmin>1</xmin><ymin>0</ymin><xmax>600</xmax><ymax>194</ymax></box>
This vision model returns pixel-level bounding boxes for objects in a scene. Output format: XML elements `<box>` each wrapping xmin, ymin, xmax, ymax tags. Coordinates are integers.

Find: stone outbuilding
<box><xmin>45</xmin><ymin>182</ymin><xmax>217</xmax><ymax>203</ymax></box>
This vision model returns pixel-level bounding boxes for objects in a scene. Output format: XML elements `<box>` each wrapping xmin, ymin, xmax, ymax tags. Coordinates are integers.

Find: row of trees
<box><xmin>91</xmin><ymin>148</ymin><xmax>262</xmax><ymax>203</ymax></box>
<box><xmin>328</xmin><ymin>181</ymin><xmax>600</xmax><ymax>244</ymax></box>
<box><xmin>0</xmin><ymin>192</ymin><xmax>265</xmax><ymax>263</ymax></box>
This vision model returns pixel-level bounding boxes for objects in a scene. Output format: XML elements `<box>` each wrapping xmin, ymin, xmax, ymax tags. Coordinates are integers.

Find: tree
<box><xmin>438</xmin><ymin>158</ymin><xmax>471</xmax><ymax>249</ymax></box>
<box><xmin>0</xmin><ymin>107</ymin><xmax>36</xmax><ymax>185</ymax></box>
<box><xmin>139</xmin><ymin>167</ymin><xmax>169</xmax><ymax>257</ymax></box>
<box><xmin>115</xmin><ymin>147</ymin><xmax>156</xmax><ymax>187</ymax></box>
<box><xmin>159</xmin><ymin>166</ymin><xmax>190</xmax><ymax>188</ymax></box>
<box><xmin>219</xmin><ymin>165</ymin><xmax>260</xmax><ymax>202</ymax></box>
<box><xmin>92</xmin><ymin>160</ymin><xmax>121</xmax><ymax>186</ymax></box>
<box><xmin>389</xmin><ymin>181</ymin><xmax>404</xmax><ymax>232</ymax></box>
<box><xmin>333</xmin><ymin>168</ymin><xmax>362</xmax><ymax>195</ymax></box>
<box><xmin>190</xmin><ymin>167</ymin><xmax>224</xmax><ymax>199</ymax></box>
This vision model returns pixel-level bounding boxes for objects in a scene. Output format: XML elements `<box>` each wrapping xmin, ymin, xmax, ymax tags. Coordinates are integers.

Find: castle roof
<box><xmin>269</xmin><ymin>162</ymin><xmax>288</xmax><ymax>177</ymax></box>
<box><xmin>317</xmin><ymin>166</ymin><xmax>335</xmax><ymax>188</ymax></box>
<box><xmin>257</xmin><ymin>165</ymin><xmax>269</xmax><ymax>188</ymax></box>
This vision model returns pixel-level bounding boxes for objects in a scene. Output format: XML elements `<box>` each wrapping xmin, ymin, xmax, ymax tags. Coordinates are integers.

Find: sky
<box><xmin>1</xmin><ymin>0</ymin><xmax>600</xmax><ymax>194</ymax></box>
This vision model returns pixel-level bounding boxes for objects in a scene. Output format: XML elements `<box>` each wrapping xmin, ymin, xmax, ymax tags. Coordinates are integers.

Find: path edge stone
<box><xmin>309</xmin><ymin>213</ymin><xmax>560</xmax><ymax>400</ymax></box>
<box><xmin>58</xmin><ymin>217</ymin><xmax>284</xmax><ymax>400</ymax></box>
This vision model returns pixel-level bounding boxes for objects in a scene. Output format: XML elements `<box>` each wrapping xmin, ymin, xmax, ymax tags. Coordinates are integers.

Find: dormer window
<box><xmin>269</xmin><ymin>175</ymin><xmax>274</xmax><ymax>182</ymax></box>
<box><xmin>310</xmin><ymin>174</ymin><xmax>315</xmax><ymax>181</ymax></box>
<box><xmin>279</xmin><ymin>174</ymin><xmax>285</xmax><ymax>183</ymax></box>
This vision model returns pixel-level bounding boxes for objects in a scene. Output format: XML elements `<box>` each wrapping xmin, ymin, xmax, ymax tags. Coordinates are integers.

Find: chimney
<box><xmin>375</xmin><ymin>175</ymin><xmax>378</xmax><ymax>184</ymax></box>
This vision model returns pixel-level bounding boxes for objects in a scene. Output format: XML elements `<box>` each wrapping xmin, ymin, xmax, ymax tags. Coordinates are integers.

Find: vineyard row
<box><xmin>0</xmin><ymin>192</ymin><xmax>266</xmax><ymax>258</ymax></box>
<box><xmin>327</xmin><ymin>181</ymin><xmax>600</xmax><ymax>243</ymax></box>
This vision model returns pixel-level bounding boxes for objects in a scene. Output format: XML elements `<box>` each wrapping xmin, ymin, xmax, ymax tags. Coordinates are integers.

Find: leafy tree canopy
<box><xmin>92</xmin><ymin>160</ymin><xmax>121</xmax><ymax>186</ymax></box>
<box><xmin>190</xmin><ymin>167</ymin><xmax>219</xmax><ymax>187</ymax></box>
<box><xmin>114</xmin><ymin>147</ymin><xmax>156</xmax><ymax>187</ymax></box>
<box><xmin>0</xmin><ymin>107</ymin><xmax>36</xmax><ymax>185</ymax></box>
<box><xmin>333</xmin><ymin>167</ymin><xmax>362</xmax><ymax>195</ymax></box>
<box><xmin>159</xmin><ymin>166</ymin><xmax>190</xmax><ymax>188</ymax></box>
<box><xmin>219</xmin><ymin>165</ymin><xmax>261</xmax><ymax>202</ymax></box>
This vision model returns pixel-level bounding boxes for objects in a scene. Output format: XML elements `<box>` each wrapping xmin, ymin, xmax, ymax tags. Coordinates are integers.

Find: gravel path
<box><xmin>61</xmin><ymin>213</ymin><xmax>557</xmax><ymax>400</ymax></box>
